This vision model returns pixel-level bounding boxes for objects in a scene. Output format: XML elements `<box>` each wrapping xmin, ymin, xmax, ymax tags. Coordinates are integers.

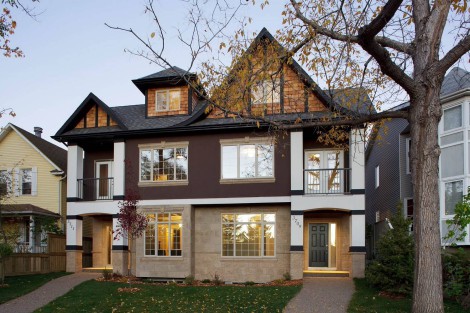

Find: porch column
<box><xmin>350</xmin><ymin>212</ymin><xmax>366</xmax><ymax>278</ymax></box>
<box><xmin>29</xmin><ymin>216</ymin><xmax>35</xmax><ymax>252</ymax></box>
<box><xmin>66</xmin><ymin>216</ymin><xmax>83</xmax><ymax>272</ymax></box>
<box><xmin>290</xmin><ymin>211</ymin><xmax>304</xmax><ymax>279</ymax></box>
<box><xmin>113</xmin><ymin>140</ymin><xmax>125</xmax><ymax>200</ymax></box>
<box><xmin>112</xmin><ymin>215</ymin><xmax>129</xmax><ymax>275</ymax></box>
<box><xmin>67</xmin><ymin>145</ymin><xmax>83</xmax><ymax>201</ymax></box>
<box><xmin>290</xmin><ymin>131</ymin><xmax>304</xmax><ymax>194</ymax></box>
<box><xmin>349</xmin><ymin>128</ymin><xmax>365</xmax><ymax>193</ymax></box>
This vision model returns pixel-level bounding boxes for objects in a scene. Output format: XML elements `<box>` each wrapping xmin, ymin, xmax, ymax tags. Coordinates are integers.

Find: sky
<box><xmin>0</xmin><ymin>0</ymin><xmax>286</xmax><ymax>146</ymax></box>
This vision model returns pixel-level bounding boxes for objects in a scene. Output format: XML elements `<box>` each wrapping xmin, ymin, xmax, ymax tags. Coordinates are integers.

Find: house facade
<box><xmin>54</xmin><ymin>29</ymin><xmax>368</xmax><ymax>282</ymax></box>
<box><xmin>365</xmin><ymin>67</ymin><xmax>470</xmax><ymax>250</ymax></box>
<box><xmin>0</xmin><ymin>123</ymin><xmax>67</xmax><ymax>252</ymax></box>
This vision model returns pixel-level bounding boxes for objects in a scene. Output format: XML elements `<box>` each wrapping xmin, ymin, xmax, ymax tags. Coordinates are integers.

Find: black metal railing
<box><xmin>77</xmin><ymin>178</ymin><xmax>114</xmax><ymax>201</ymax></box>
<box><xmin>304</xmin><ymin>168</ymin><xmax>351</xmax><ymax>194</ymax></box>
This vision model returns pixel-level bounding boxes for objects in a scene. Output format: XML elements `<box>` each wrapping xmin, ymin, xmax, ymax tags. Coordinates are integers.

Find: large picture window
<box><xmin>222</xmin><ymin>213</ymin><xmax>275</xmax><ymax>257</ymax></box>
<box><xmin>221</xmin><ymin>142</ymin><xmax>274</xmax><ymax>179</ymax></box>
<box><xmin>140</xmin><ymin>146</ymin><xmax>188</xmax><ymax>182</ymax></box>
<box><xmin>145</xmin><ymin>213</ymin><xmax>182</xmax><ymax>256</ymax></box>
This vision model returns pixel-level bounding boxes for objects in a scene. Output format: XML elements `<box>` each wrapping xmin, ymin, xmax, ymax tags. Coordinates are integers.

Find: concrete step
<box><xmin>303</xmin><ymin>270</ymin><xmax>349</xmax><ymax>278</ymax></box>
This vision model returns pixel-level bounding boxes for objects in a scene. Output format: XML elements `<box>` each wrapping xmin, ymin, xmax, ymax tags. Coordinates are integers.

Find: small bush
<box><xmin>184</xmin><ymin>275</ymin><xmax>195</xmax><ymax>285</ymax></box>
<box><xmin>201</xmin><ymin>279</ymin><xmax>211</xmax><ymax>284</ymax></box>
<box><xmin>442</xmin><ymin>248</ymin><xmax>470</xmax><ymax>306</ymax></box>
<box><xmin>244</xmin><ymin>281</ymin><xmax>255</xmax><ymax>286</ymax></box>
<box><xmin>365</xmin><ymin>211</ymin><xmax>414</xmax><ymax>295</ymax></box>
<box><xmin>283</xmin><ymin>272</ymin><xmax>291</xmax><ymax>281</ymax></box>
<box><xmin>212</xmin><ymin>273</ymin><xmax>223</xmax><ymax>286</ymax></box>
<box><xmin>102</xmin><ymin>267</ymin><xmax>111</xmax><ymax>281</ymax></box>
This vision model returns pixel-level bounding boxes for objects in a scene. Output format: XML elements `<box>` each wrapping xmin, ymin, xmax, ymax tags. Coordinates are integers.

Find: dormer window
<box><xmin>156</xmin><ymin>89</ymin><xmax>180</xmax><ymax>112</ymax></box>
<box><xmin>252</xmin><ymin>79</ymin><xmax>280</xmax><ymax>105</ymax></box>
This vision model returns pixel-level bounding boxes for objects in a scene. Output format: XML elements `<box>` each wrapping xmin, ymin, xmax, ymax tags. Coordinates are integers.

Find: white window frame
<box><xmin>442</xmin><ymin>104</ymin><xmax>463</xmax><ymax>132</ymax></box>
<box><xmin>221</xmin><ymin>212</ymin><xmax>276</xmax><ymax>258</ymax></box>
<box><xmin>220</xmin><ymin>137</ymin><xmax>275</xmax><ymax>182</ymax></box>
<box><xmin>155</xmin><ymin>89</ymin><xmax>181</xmax><ymax>112</ymax></box>
<box><xmin>144</xmin><ymin>212</ymin><xmax>183</xmax><ymax>257</ymax></box>
<box><xmin>375</xmin><ymin>165</ymin><xmax>380</xmax><ymax>188</ymax></box>
<box><xmin>18</xmin><ymin>167</ymin><xmax>37</xmax><ymax>196</ymax></box>
<box><xmin>138</xmin><ymin>142</ymin><xmax>189</xmax><ymax>185</ymax></box>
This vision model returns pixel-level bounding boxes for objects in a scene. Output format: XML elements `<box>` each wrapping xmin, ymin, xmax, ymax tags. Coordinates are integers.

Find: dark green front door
<box><xmin>309</xmin><ymin>223</ymin><xmax>328</xmax><ymax>267</ymax></box>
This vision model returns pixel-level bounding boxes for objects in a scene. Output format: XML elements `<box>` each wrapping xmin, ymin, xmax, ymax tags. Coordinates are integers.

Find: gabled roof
<box><xmin>55</xmin><ymin>92</ymin><xmax>127</xmax><ymax>137</ymax></box>
<box><xmin>135</xmin><ymin>66</ymin><xmax>196</xmax><ymax>81</ymax></box>
<box><xmin>0</xmin><ymin>123</ymin><xmax>67</xmax><ymax>172</ymax></box>
<box><xmin>132</xmin><ymin>66</ymin><xmax>197</xmax><ymax>94</ymax></box>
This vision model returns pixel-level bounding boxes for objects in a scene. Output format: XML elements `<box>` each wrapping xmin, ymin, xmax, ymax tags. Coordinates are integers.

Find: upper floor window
<box><xmin>156</xmin><ymin>89</ymin><xmax>180</xmax><ymax>112</ymax></box>
<box><xmin>0</xmin><ymin>170</ymin><xmax>8</xmax><ymax>196</ymax></box>
<box><xmin>222</xmin><ymin>213</ymin><xmax>275</xmax><ymax>257</ymax></box>
<box><xmin>375</xmin><ymin>165</ymin><xmax>380</xmax><ymax>188</ymax></box>
<box><xmin>221</xmin><ymin>139</ymin><xmax>274</xmax><ymax>180</ymax></box>
<box><xmin>140</xmin><ymin>144</ymin><xmax>188</xmax><ymax>183</ymax></box>
<box><xmin>443</xmin><ymin>105</ymin><xmax>462</xmax><ymax>131</ymax></box>
<box><xmin>444</xmin><ymin>180</ymin><xmax>463</xmax><ymax>215</ymax></box>
<box><xmin>252</xmin><ymin>79</ymin><xmax>280</xmax><ymax>105</ymax></box>
<box><xmin>20</xmin><ymin>168</ymin><xmax>32</xmax><ymax>195</ymax></box>
<box><xmin>145</xmin><ymin>212</ymin><xmax>182</xmax><ymax>256</ymax></box>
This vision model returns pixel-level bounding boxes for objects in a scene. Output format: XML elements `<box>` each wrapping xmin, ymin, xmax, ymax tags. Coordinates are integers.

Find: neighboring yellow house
<box><xmin>0</xmin><ymin>123</ymin><xmax>67</xmax><ymax>253</ymax></box>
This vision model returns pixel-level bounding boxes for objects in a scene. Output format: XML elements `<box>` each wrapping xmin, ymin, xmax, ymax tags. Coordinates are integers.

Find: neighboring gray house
<box><xmin>365</xmin><ymin>67</ymin><xmax>470</xmax><ymax>254</ymax></box>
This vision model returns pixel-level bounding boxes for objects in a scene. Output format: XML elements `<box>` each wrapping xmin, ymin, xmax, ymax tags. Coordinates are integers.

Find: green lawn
<box><xmin>348</xmin><ymin>278</ymin><xmax>469</xmax><ymax>313</ymax></box>
<box><xmin>0</xmin><ymin>272</ymin><xmax>70</xmax><ymax>304</ymax></box>
<box><xmin>36</xmin><ymin>280</ymin><xmax>302</xmax><ymax>313</ymax></box>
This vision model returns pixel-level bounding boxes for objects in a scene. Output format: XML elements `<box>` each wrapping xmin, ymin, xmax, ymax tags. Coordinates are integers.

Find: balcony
<box><xmin>77</xmin><ymin>178</ymin><xmax>114</xmax><ymax>201</ymax></box>
<box><xmin>304</xmin><ymin>168</ymin><xmax>351</xmax><ymax>194</ymax></box>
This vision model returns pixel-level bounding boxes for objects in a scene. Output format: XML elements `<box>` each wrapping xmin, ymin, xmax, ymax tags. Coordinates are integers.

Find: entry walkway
<box><xmin>0</xmin><ymin>272</ymin><xmax>100</xmax><ymax>313</ymax></box>
<box><xmin>284</xmin><ymin>277</ymin><xmax>355</xmax><ymax>313</ymax></box>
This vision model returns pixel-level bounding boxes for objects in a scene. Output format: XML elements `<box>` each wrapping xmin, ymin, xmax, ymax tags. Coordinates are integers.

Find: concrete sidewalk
<box><xmin>0</xmin><ymin>272</ymin><xmax>101</xmax><ymax>313</ymax></box>
<box><xmin>284</xmin><ymin>277</ymin><xmax>355</xmax><ymax>313</ymax></box>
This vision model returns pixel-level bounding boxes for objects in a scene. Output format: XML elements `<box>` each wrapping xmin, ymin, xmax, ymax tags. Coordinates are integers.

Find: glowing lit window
<box><xmin>145</xmin><ymin>213</ymin><xmax>182</xmax><ymax>256</ymax></box>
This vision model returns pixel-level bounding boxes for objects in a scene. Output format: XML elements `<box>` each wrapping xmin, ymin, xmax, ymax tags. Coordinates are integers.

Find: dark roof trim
<box><xmin>55</xmin><ymin>93</ymin><xmax>127</xmax><ymax>136</ymax></box>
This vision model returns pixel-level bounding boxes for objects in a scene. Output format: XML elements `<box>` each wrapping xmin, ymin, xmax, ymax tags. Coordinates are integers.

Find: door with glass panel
<box><xmin>304</xmin><ymin>150</ymin><xmax>343</xmax><ymax>193</ymax></box>
<box><xmin>95</xmin><ymin>161</ymin><xmax>113</xmax><ymax>200</ymax></box>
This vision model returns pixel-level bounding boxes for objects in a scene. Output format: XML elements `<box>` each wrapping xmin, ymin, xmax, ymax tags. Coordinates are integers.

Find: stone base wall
<box><xmin>290</xmin><ymin>251</ymin><xmax>304</xmax><ymax>279</ymax></box>
<box><xmin>66</xmin><ymin>250</ymin><xmax>82</xmax><ymax>272</ymax></box>
<box><xmin>350</xmin><ymin>252</ymin><xmax>365</xmax><ymax>278</ymax></box>
<box><xmin>194</xmin><ymin>205</ymin><xmax>291</xmax><ymax>283</ymax></box>
<box><xmin>112</xmin><ymin>250</ymin><xmax>129</xmax><ymax>276</ymax></box>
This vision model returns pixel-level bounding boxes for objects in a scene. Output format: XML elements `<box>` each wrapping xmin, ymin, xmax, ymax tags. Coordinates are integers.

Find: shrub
<box><xmin>442</xmin><ymin>248</ymin><xmax>470</xmax><ymax>306</ymax></box>
<box><xmin>244</xmin><ymin>281</ymin><xmax>255</xmax><ymax>286</ymax></box>
<box><xmin>283</xmin><ymin>272</ymin><xmax>291</xmax><ymax>281</ymax></box>
<box><xmin>184</xmin><ymin>275</ymin><xmax>195</xmax><ymax>285</ymax></box>
<box><xmin>212</xmin><ymin>273</ymin><xmax>223</xmax><ymax>286</ymax></box>
<box><xmin>365</xmin><ymin>211</ymin><xmax>414</xmax><ymax>295</ymax></box>
<box><xmin>201</xmin><ymin>279</ymin><xmax>211</xmax><ymax>284</ymax></box>
<box><xmin>102</xmin><ymin>267</ymin><xmax>111</xmax><ymax>281</ymax></box>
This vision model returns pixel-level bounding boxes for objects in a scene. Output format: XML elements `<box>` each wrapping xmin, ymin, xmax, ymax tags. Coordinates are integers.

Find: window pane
<box><xmin>169</xmin><ymin>90</ymin><xmax>180</xmax><ymax>111</ymax></box>
<box><xmin>444</xmin><ymin>105</ymin><xmax>462</xmax><ymax>131</ymax></box>
<box><xmin>140</xmin><ymin>150</ymin><xmax>152</xmax><ymax>181</ymax></box>
<box><xmin>441</xmin><ymin>144</ymin><xmax>464</xmax><ymax>178</ymax></box>
<box><xmin>445</xmin><ymin>181</ymin><xmax>463</xmax><ymax>215</ymax></box>
<box><xmin>222</xmin><ymin>224</ymin><xmax>234</xmax><ymax>256</ymax></box>
<box><xmin>257</xmin><ymin>144</ymin><xmax>274</xmax><ymax>177</ymax></box>
<box><xmin>156</xmin><ymin>91</ymin><xmax>168</xmax><ymax>111</ymax></box>
<box><xmin>441</xmin><ymin>132</ymin><xmax>463</xmax><ymax>145</ymax></box>
<box><xmin>264</xmin><ymin>214</ymin><xmax>275</xmax><ymax>222</ymax></box>
<box><xmin>235</xmin><ymin>223</ymin><xmax>261</xmax><ymax>256</ymax></box>
<box><xmin>222</xmin><ymin>146</ymin><xmax>238</xmax><ymax>178</ymax></box>
<box><xmin>21</xmin><ymin>169</ymin><xmax>32</xmax><ymax>195</ymax></box>
<box><xmin>170</xmin><ymin>224</ymin><xmax>182</xmax><ymax>256</ymax></box>
<box><xmin>240</xmin><ymin>145</ymin><xmax>256</xmax><ymax>178</ymax></box>
<box><xmin>264</xmin><ymin>224</ymin><xmax>275</xmax><ymax>256</ymax></box>
<box><xmin>157</xmin><ymin>223</ymin><xmax>169</xmax><ymax>256</ymax></box>
<box><xmin>145</xmin><ymin>223</ymin><xmax>155</xmax><ymax>256</ymax></box>
<box><xmin>222</xmin><ymin>214</ymin><xmax>234</xmax><ymax>223</ymax></box>
<box><xmin>175</xmin><ymin>148</ymin><xmax>188</xmax><ymax>180</ymax></box>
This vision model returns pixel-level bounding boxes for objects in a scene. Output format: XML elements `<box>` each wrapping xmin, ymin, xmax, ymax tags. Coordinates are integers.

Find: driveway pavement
<box><xmin>284</xmin><ymin>277</ymin><xmax>355</xmax><ymax>313</ymax></box>
<box><xmin>0</xmin><ymin>272</ymin><xmax>100</xmax><ymax>313</ymax></box>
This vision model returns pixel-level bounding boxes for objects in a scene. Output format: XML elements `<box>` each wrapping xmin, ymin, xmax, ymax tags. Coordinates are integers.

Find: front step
<box><xmin>82</xmin><ymin>267</ymin><xmax>112</xmax><ymax>273</ymax></box>
<box><xmin>303</xmin><ymin>270</ymin><xmax>349</xmax><ymax>278</ymax></box>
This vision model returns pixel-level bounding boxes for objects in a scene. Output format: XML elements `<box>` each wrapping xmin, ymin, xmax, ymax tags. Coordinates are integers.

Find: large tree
<box><xmin>109</xmin><ymin>1</ymin><xmax>470</xmax><ymax>311</ymax></box>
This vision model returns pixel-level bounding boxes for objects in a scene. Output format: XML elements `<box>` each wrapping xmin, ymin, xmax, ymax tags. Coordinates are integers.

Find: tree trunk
<box><xmin>410</xmin><ymin>84</ymin><xmax>444</xmax><ymax>313</ymax></box>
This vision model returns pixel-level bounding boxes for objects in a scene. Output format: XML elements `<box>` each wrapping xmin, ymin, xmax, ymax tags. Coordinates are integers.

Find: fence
<box><xmin>4</xmin><ymin>233</ymin><xmax>66</xmax><ymax>276</ymax></box>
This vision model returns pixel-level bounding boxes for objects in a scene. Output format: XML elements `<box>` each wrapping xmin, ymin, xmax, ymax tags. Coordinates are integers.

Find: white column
<box><xmin>351</xmin><ymin>214</ymin><xmax>366</xmax><ymax>247</ymax></box>
<box><xmin>66</xmin><ymin>218</ymin><xmax>83</xmax><ymax>248</ymax></box>
<box><xmin>290</xmin><ymin>131</ymin><xmax>304</xmax><ymax>192</ymax></box>
<box><xmin>349</xmin><ymin>128</ymin><xmax>365</xmax><ymax>190</ymax></box>
<box><xmin>112</xmin><ymin>216</ymin><xmax>128</xmax><ymax>248</ymax></box>
<box><xmin>67</xmin><ymin>145</ymin><xmax>84</xmax><ymax>199</ymax></box>
<box><xmin>29</xmin><ymin>216</ymin><xmax>35</xmax><ymax>251</ymax></box>
<box><xmin>113</xmin><ymin>141</ymin><xmax>125</xmax><ymax>198</ymax></box>
<box><xmin>290</xmin><ymin>214</ymin><xmax>304</xmax><ymax>247</ymax></box>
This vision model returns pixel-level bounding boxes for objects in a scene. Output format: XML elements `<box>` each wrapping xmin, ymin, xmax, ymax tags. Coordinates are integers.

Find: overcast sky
<box><xmin>0</xmin><ymin>0</ymin><xmax>285</xmax><ymax>146</ymax></box>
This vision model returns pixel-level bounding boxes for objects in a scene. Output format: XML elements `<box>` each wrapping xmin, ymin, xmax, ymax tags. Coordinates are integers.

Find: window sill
<box><xmin>140</xmin><ymin>256</ymin><xmax>184</xmax><ymax>260</ymax></box>
<box><xmin>138</xmin><ymin>181</ymin><xmax>188</xmax><ymax>187</ymax></box>
<box><xmin>219</xmin><ymin>178</ymin><xmax>275</xmax><ymax>184</ymax></box>
<box><xmin>220</xmin><ymin>257</ymin><xmax>277</xmax><ymax>261</ymax></box>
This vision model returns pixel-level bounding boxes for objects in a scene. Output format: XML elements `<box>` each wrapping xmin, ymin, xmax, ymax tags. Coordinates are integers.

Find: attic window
<box><xmin>156</xmin><ymin>90</ymin><xmax>180</xmax><ymax>112</ymax></box>
<box><xmin>252</xmin><ymin>79</ymin><xmax>280</xmax><ymax>105</ymax></box>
